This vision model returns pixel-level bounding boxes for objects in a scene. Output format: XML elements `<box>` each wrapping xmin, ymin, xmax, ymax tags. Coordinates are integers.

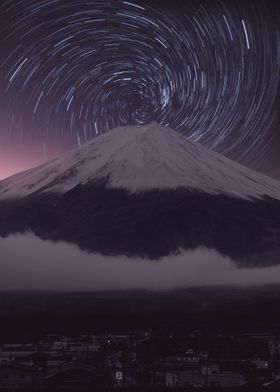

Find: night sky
<box><xmin>0</xmin><ymin>0</ymin><xmax>279</xmax><ymax>179</ymax></box>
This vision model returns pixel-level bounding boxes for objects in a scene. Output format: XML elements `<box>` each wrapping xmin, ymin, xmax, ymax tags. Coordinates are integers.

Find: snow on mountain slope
<box><xmin>1</xmin><ymin>123</ymin><xmax>280</xmax><ymax>201</ymax></box>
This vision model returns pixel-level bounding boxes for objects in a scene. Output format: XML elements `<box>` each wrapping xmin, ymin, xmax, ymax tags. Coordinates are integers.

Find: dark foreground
<box><xmin>1</xmin><ymin>286</ymin><xmax>280</xmax><ymax>340</ymax></box>
<box><xmin>1</xmin><ymin>388</ymin><xmax>280</xmax><ymax>392</ymax></box>
<box><xmin>1</xmin><ymin>287</ymin><xmax>280</xmax><ymax>390</ymax></box>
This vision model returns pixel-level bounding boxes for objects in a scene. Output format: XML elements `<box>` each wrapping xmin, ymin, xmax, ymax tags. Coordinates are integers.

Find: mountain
<box><xmin>1</xmin><ymin>123</ymin><xmax>280</xmax><ymax>200</ymax></box>
<box><xmin>1</xmin><ymin>123</ymin><xmax>280</xmax><ymax>266</ymax></box>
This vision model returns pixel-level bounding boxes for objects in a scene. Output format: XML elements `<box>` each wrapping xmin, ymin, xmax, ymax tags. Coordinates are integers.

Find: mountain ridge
<box><xmin>1</xmin><ymin>123</ymin><xmax>280</xmax><ymax>201</ymax></box>
<box><xmin>1</xmin><ymin>123</ymin><xmax>280</xmax><ymax>267</ymax></box>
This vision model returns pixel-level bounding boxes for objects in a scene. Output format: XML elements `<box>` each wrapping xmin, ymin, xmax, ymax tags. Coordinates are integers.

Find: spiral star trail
<box><xmin>0</xmin><ymin>0</ymin><xmax>279</xmax><ymax>176</ymax></box>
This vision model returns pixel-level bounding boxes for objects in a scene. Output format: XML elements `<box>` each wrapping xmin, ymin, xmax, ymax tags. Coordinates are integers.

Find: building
<box><xmin>0</xmin><ymin>363</ymin><xmax>43</xmax><ymax>389</ymax></box>
<box><xmin>45</xmin><ymin>361</ymin><xmax>106</xmax><ymax>388</ymax></box>
<box><xmin>165</xmin><ymin>363</ymin><xmax>246</xmax><ymax>388</ymax></box>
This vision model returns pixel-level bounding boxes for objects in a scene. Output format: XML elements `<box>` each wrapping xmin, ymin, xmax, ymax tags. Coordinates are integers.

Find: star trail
<box><xmin>0</xmin><ymin>0</ymin><xmax>279</xmax><ymax>174</ymax></box>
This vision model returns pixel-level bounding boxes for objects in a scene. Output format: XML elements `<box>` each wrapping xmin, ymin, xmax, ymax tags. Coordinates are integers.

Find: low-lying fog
<box><xmin>1</xmin><ymin>233</ymin><xmax>280</xmax><ymax>291</ymax></box>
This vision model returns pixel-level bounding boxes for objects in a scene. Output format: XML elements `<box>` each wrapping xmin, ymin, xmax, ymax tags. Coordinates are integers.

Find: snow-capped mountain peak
<box><xmin>1</xmin><ymin>123</ymin><xmax>280</xmax><ymax>201</ymax></box>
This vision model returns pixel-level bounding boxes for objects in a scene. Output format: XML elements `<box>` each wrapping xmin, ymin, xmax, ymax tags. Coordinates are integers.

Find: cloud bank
<box><xmin>1</xmin><ymin>233</ymin><xmax>280</xmax><ymax>291</ymax></box>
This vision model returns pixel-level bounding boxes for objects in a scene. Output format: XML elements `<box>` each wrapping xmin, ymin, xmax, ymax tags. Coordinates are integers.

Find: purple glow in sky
<box><xmin>0</xmin><ymin>0</ymin><xmax>280</xmax><ymax>179</ymax></box>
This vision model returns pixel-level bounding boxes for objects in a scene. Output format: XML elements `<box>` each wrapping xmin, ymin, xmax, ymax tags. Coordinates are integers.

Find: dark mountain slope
<box><xmin>1</xmin><ymin>180</ymin><xmax>280</xmax><ymax>266</ymax></box>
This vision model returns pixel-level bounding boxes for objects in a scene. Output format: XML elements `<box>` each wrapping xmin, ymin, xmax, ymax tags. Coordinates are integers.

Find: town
<box><xmin>1</xmin><ymin>329</ymin><xmax>280</xmax><ymax>390</ymax></box>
